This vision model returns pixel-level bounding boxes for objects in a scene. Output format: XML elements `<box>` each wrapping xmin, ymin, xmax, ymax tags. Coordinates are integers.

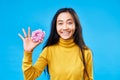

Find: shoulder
<box><xmin>42</xmin><ymin>44</ymin><xmax>58</xmax><ymax>53</ymax></box>
<box><xmin>84</xmin><ymin>47</ymin><xmax>93</xmax><ymax>61</ymax></box>
<box><xmin>83</xmin><ymin>46</ymin><xmax>92</xmax><ymax>54</ymax></box>
<box><xmin>41</xmin><ymin>45</ymin><xmax>57</xmax><ymax>59</ymax></box>
<box><xmin>84</xmin><ymin>48</ymin><xmax>92</xmax><ymax>55</ymax></box>
<box><xmin>44</xmin><ymin>44</ymin><xmax>57</xmax><ymax>50</ymax></box>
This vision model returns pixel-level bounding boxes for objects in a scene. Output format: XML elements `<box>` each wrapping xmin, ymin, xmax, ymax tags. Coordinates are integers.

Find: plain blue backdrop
<box><xmin>0</xmin><ymin>0</ymin><xmax>120</xmax><ymax>80</ymax></box>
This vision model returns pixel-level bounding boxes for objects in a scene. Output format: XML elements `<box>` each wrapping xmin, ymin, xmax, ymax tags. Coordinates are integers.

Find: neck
<box><xmin>58</xmin><ymin>38</ymin><xmax>75</xmax><ymax>48</ymax></box>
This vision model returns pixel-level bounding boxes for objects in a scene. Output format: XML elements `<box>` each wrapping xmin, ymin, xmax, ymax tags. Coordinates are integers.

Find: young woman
<box><xmin>18</xmin><ymin>8</ymin><xmax>93</xmax><ymax>80</ymax></box>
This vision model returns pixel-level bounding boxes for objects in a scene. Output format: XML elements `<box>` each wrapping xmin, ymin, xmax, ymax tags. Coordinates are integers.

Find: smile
<box><xmin>61</xmin><ymin>31</ymin><xmax>71</xmax><ymax>36</ymax></box>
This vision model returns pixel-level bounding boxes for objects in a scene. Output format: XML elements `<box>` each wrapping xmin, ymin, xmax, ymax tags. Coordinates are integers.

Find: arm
<box><xmin>22</xmin><ymin>48</ymin><xmax>48</xmax><ymax>80</ymax></box>
<box><xmin>18</xmin><ymin>27</ymin><xmax>46</xmax><ymax>80</ymax></box>
<box><xmin>84</xmin><ymin>49</ymin><xmax>94</xmax><ymax>80</ymax></box>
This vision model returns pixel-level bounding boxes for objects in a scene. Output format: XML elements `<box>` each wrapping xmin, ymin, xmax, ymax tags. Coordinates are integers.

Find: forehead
<box><xmin>57</xmin><ymin>12</ymin><xmax>74</xmax><ymax>21</ymax></box>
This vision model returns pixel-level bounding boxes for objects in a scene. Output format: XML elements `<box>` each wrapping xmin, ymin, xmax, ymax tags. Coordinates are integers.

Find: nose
<box><xmin>62</xmin><ymin>23</ymin><xmax>68</xmax><ymax>30</ymax></box>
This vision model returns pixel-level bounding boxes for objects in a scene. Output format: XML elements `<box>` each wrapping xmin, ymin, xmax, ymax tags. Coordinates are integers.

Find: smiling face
<box><xmin>56</xmin><ymin>12</ymin><xmax>76</xmax><ymax>40</ymax></box>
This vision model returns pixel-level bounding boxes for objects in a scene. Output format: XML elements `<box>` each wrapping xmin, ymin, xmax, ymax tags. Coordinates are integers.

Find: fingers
<box><xmin>18</xmin><ymin>33</ymin><xmax>24</xmax><ymax>41</ymax></box>
<box><xmin>28</xmin><ymin>27</ymin><xmax>31</xmax><ymax>38</ymax></box>
<box><xmin>22</xmin><ymin>28</ymin><xmax>27</xmax><ymax>38</ymax></box>
<box><xmin>19</xmin><ymin>27</ymin><xmax>31</xmax><ymax>40</ymax></box>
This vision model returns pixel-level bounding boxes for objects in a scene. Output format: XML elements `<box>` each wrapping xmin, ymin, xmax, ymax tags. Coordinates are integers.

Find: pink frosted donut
<box><xmin>31</xmin><ymin>29</ymin><xmax>45</xmax><ymax>42</ymax></box>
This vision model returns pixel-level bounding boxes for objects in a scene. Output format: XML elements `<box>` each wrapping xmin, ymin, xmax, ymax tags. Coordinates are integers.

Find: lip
<box><xmin>61</xmin><ymin>31</ymin><xmax>71</xmax><ymax>36</ymax></box>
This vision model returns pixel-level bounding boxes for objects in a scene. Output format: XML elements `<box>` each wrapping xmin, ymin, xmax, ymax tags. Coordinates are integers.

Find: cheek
<box><xmin>72</xmin><ymin>28</ymin><xmax>76</xmax><ymax>35</ymax></box>
<box><xmin>56</xmin><ymin>25</ymin><xmax>61</xmax><ymax>33</ymax></box>
<box><xmin>71</xmin><ymin>25</ymin><xmax>76</xmax><ymax>32</ymax></box>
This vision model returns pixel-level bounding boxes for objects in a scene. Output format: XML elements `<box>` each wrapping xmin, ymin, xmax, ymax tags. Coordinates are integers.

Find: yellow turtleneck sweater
<box><xmin>22</xmin><ymin>38</ymin><xmax>93</xmax><ymax>80</ymax></box>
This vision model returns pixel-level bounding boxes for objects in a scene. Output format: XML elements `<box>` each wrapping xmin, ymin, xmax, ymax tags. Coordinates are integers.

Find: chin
<box><xmin>61</xmin><ymin>37</ymin><xmax>72</xmax><ymax>40</ymax></box>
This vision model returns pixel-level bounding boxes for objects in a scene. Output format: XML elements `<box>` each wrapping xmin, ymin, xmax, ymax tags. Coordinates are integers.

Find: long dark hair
<box><xmin>43</xmin><ymin>8</ymin><xmax>89</xmax><ymax>78</ymax></box>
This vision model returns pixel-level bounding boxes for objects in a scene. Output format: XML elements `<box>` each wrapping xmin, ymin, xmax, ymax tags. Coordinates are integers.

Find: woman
<box><xmin>18</xmin><ymin>8</ymin><xmax>93</xmax><ymax>80</ymax></box>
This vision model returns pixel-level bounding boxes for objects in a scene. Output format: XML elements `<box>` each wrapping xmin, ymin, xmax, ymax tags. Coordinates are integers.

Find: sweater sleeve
<box><xmin>84</xmin><ymin>49</ymin><xmax>94</xmax><ymax>80</ymax></box>
<box><xmin>22</xmin><ymin>47</ymin><xmax>48</xmax><ymax>80</ymax></box>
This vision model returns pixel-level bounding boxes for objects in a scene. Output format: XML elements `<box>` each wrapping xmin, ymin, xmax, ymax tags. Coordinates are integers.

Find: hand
<box><xmin>18</xmin><ymin>27</ymin><xmax>43</xmax><ymax>52</ymax></box>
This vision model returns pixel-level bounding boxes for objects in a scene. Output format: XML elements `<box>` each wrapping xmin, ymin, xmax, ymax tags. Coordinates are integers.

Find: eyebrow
<box><xmin>57</xmin><ymin>19</ymin><xmax>73</xmax><ymax>22</ymax></box>
<box><xmin>57</xmin><ymin>20</ymin><xmax>63</xmax><ymax>22</ymax></box>
<box><xmin>67</xmin><ymin>19</ymin><xmax>73</xmax><ymax>21</ymax></box>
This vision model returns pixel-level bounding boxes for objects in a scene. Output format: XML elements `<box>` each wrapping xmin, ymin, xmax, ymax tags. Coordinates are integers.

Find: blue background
<box><xmin>0</xmin><ymin>0</ymin><xmax>120</xmax><ymax>80</ymax></box>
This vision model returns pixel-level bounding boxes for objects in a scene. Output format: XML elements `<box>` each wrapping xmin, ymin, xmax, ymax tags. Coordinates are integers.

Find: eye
<box><xmin>67</xmin><ymin>21</ymin><xmax>73</xmax><ymax>25</ymax></box>
<box><xmin>58</xmin><ymin>22</ymin><xmax>63</xmax><ymax>25</ymax></box>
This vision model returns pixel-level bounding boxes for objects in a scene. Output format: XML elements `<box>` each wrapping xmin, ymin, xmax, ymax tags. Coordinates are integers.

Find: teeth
<box><xmin>62</xmin><ymin>32</ymin><xmax>70</xmax><ymax>35</ymax></box>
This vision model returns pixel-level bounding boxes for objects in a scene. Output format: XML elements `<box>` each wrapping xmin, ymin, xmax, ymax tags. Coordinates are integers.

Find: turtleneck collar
<box><xmin>58</xmin><ymin>38</ymin><xmax>76</xmax><ymax>48</ymax></box>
